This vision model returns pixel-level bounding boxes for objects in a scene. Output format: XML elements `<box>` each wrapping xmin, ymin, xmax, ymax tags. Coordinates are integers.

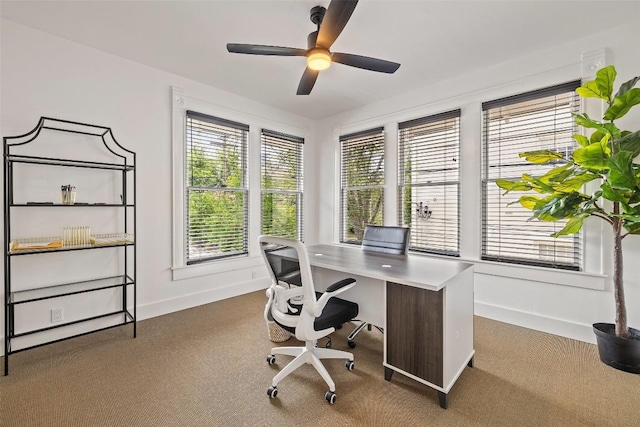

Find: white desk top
<box><xmin>307</xmin><ymin>244</ymin><xmax>473</xmax><ymax>291</ymax></box>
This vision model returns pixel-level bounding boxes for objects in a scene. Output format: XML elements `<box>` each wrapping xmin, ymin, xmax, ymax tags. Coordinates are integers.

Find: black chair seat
<box><xmin>277</xmin><ymin>294</ymin><xmax>358</xmax><ymax>334</ymax></box>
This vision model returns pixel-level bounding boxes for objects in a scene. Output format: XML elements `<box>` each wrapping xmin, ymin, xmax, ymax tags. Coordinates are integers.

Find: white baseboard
<box><xmin>0</xmin><ymin>279</ymin><xmax>270</xmax><ymax>357</ymax></box>
<box><xmin>137</xmin><ymin>278</ymin><xmax>270</xmax><ymax>321</ymax></box>
<box><xmin>475</xmin><ymin>301</ymin><xmax>597</xmax><ymax>344</ymax></box>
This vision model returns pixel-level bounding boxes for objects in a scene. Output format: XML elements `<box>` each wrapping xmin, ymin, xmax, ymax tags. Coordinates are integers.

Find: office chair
<box><xmin>260</xmin><ymin>235</ymin><xmax>359</xmax><ymax>404</ymax></box>
<box><xmin>347</xmin><ymin>225</ymin><xmax>410</xmax><ymax>349</ymax></box>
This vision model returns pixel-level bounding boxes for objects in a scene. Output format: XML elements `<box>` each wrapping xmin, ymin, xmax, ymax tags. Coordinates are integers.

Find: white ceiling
<box><xmin>2</xmin><ymin>1</ymin><xmax>639</xmax><ymax>120</ymax></box>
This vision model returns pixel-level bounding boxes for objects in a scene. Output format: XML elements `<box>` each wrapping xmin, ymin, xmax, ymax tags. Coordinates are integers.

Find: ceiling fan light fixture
<box><xmin>307</xmin><ymin>48</ymin><xmax>331</xmax><ymax>71</ymax></box>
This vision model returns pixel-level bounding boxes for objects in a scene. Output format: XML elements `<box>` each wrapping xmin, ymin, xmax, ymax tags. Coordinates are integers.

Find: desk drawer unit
<box><xmin>384</xmin><ymin>266</ymin><xmax>474</xmax><ymax>409</ymax></box>
<box><xmin>386</xmin><ymin>281</ymin><xmax>444</xmax><ymax>386</ymax></box>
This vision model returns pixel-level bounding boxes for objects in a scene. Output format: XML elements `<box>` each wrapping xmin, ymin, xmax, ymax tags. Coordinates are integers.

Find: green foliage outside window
<box><xmin>343</xmin><ymin>140</ymin><xmax>384</xmax><ymax>241</ymax></box>
<box><xmin>261</xmin><ymin>135</ymin><xmax>303</xmax><ymax>239</ymax></box>
<box><xmin>187</xmin><ymin>140</ymin><xmax>246</xmax><ymax>259</ymax></box>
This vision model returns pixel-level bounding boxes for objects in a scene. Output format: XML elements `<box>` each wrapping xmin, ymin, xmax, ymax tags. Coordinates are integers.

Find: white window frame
<box><xmin>398</xmin><ymin>109</ymin><xmax>461</xmax><ymax>256</ymax></box>
<box><xmin>185</xmin><ymin>110</ymin><xmax>249</xmax><ymax>264</ymax></box>
<box><xmin>481</xmin><ymin>81</ymin><xmax>583</xmax><ymax>271</ymax></box>
<box><xmin>171</xmin><ymin>87</ymin><xmax>309</xmax><ymax>281</ymax></box>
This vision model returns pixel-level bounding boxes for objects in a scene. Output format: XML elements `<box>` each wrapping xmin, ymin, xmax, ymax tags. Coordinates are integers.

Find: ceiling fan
<box><xmin>226</xmin><ymin>0</ymin><xmax>400</xmax><ymax>95</ymax></box>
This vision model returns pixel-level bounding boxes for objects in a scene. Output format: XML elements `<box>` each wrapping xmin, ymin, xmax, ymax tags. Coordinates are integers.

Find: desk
<box><xmin>307</xmin><ymin>244</ymin><xmax>474</xmax><ymax>409</ymax></box>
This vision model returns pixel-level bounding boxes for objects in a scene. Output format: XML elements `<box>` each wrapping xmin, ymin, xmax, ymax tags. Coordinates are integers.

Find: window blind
<box><xmin>398</xmin><ymin>109</ymin><xmax>460</xmax><ymax>256</ymax></box>
<box><xmin>261</xmin><ymin>129</ymin><xmax>304</xmax><ymax>240</ymax></box>
<box><xmin>340</xmin><ymin>127</ymin><xmax>385</xmax><ymax>244</ymax></box>
<box><xmin>481</xmin><ymin>81</ymin><xmax>582</xmax><ymax>270</ymax></box>
<box><xmin>185</xmin><ymin>110</ymin><xmax>248</xmax><ymax>264</ymax></box>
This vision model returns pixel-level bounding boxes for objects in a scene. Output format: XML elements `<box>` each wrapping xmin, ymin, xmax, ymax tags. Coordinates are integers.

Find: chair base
<box><xmin>270</xmin><ymin>341</ymin><xmax>354</xmax><ymax>392</ymax></box>
<box><xmin>347</xmin><ymin>321</ymin><xmax>383</xmax><ymax>347</ymax></box>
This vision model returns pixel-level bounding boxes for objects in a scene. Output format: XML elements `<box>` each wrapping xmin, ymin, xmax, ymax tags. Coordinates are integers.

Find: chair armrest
<box><xmin>311</xmin><ymin>278</ymin><xmax>356</xmax><ymax>317</ymax></box>
<box><xmin>326</xmin><ymin>278</ymin><xmax>356</xmax><ymax>293</ymax></box>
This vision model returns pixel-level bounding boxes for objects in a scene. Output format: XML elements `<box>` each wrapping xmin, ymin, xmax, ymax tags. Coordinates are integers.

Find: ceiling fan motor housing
<box><xmin>310</xmin><ymin>6</ymin><xmax>326</xmax><ymax>26</ymax></box>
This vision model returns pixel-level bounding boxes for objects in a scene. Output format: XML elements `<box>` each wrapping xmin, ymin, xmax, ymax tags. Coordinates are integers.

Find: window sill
<box><xmin>470</xmin><ymin>260</ymin><xmax>606</xmax><ymax>290</ymax></box>
<box><xmin>172</xmin><ymin>254</ymin><xmax>265</xmax><ymax>281</ymax></box>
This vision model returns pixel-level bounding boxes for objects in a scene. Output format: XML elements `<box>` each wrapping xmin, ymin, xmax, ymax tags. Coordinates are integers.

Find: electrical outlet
<box><xmin>51</xmin><ymin>308</ymin><xmax>63</xmax><ymax>323</ymax></box>
<box><xmin>251</xmin><ymin>271</ymin><xmax>257</xmax><ymax>279</ymax></box>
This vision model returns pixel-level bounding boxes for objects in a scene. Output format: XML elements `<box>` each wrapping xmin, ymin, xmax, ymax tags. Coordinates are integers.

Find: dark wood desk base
<box><xmin>384</xmin><ymin>281</ymin><xmax>474</xmax><ymax>410</ymax></box>
<box><xmin>384</xmin><ymin>360</ymin><xmax>474</xmax><ymax>410</ymax></box>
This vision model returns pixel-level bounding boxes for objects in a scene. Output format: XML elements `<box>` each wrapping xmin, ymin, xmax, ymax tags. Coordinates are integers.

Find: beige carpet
<box><xmin>0</xmin><ymin>290</ymin><xmax>637</xmax><ymax>427</ymax></box>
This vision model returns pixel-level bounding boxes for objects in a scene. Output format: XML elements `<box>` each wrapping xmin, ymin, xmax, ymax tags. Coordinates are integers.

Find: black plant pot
<box><xmin>593</xmin><ymin>323</ymin><xmax>640</xmax><ymax>374</ymax></box>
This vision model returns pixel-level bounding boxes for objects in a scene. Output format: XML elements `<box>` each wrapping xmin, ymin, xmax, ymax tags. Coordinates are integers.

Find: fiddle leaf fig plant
<box><xmin>496</xmin><ymin>65</ymin><xmax>640</xmax><ymax>339</ymax></box>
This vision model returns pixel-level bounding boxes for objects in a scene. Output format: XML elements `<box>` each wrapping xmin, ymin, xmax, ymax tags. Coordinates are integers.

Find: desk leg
<box><xmin>384</xmin><ymin>367</ymin><xmax>394</xmax><ymax>381</ymax></box>
<box><xmin>438</xmin><ymin>391</ymin><xmax>448</xmax><ymax>409</ymax></box>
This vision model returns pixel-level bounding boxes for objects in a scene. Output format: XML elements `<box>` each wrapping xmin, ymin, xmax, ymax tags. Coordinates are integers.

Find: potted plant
<box><xmin>497</xmin><ymin>65</ymin><xmax>640</xmax><ymax>373</ymax></box>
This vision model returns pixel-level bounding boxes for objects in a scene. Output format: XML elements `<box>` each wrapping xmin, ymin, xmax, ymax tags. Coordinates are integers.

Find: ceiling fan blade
<box><xmin>331</xmin><ymin>52</ymin><xmax>401</xmax><ymax>74</ymax></box>
<box><xmin>316</xmin><ymin>0</ymin><xmax>358</xmax><ymax>49</ymax></box>
<box><xmin>297</xmin><ymin>68</ymin><xmax>320</xmax><ymax>95</ymax></box>
<box><xmin>227</xmin><ymin>44</ymin><xmax>307</xmax><ymax>56</ymax></box>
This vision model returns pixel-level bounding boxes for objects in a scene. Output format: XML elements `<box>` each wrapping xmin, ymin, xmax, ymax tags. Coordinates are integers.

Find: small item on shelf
<box><xmin>61</xmin><ymin>185</ymin><xmax>76</xmax><ymax>205</ymax></box>
<box><xmin>26</xmin><ymin>202</ymin><xmax>54</xmax><ymax>205</ymax></box>
<box><xmin>62</xmin><ymin>226</ymin><xmax>91</xmax><ymax>247</ymax></box>
<box><xmin>90</xmin><ymin>233</ymin><xmax>134</xmax><ymax>246</ymax></box>
<box><xmin>9</xmin><ymin>237</ymin><xmax>62</xmax><ymax>253</ymax></box>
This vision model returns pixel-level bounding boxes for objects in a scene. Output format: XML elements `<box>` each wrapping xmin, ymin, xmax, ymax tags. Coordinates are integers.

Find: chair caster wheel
<box><xmin>267</xmin><ymin>355</ymin><xmax>276</xmax><ymax>365</ymax></box>
<box><xmin>267</xmin><ymin>386</ymin><xmax>278</xmax><ymax>398</ymax></box>
<box><xmin>325</xmin><ymin>339</ymin><xmax>332</xmax><ymax>348</ymax></box>
<box><xmin>325</xmin><ymin>391</ymin><xmax>336</xmax><ymax>404</ymax></box>
<box><xmin>345</xmin><ymin>360</ymin><xmax>355</xmax><ymax>371</ymax></box>
<box><xmin>347</xmin><ymin>340</ymin><xmax>356</xmax><ymax>348</ymax></box>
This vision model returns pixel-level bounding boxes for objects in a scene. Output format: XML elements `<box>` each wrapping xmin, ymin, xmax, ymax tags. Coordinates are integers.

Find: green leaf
<box><xmin>576</xmin><ymin>81</ymin><xmax>605</xmax><ymax>99</ymax></box>
<box><xmin>601</xmin><ymin>182</ymin><xmax>627</xmax><ymax>202</ymax></box>
<box><xmin>532</xmin><ymin>192</ymin><xmax>588</xmax><ymax>221</ymax></box>
<box><xmin>607</xmin><ymin>151</ymin><xmax>637</xmax><ymax>190</ymax></box>
<box><xmin>603</xmin><ymin>88</ymin><xmax>640</xmax><ymax>120</ymax></box>
<box><xmin>518</xmin><ymin>195</ymin><xmax>541</xmax><ymax>210</ymax></box>
<box><xmin>573</xmin><ymin>134</ymin><xmax>589</xmax><ymax>147</ymax></box>
<box><xmin>594</xmin><ymin>65</ymin><xmax>617</xmax><ymax>99</ymax></box>
<box><xmin>496</xmin><ymin>179</ymin><xmax>532</xmax><ymax>193</ymax></box>
<box><xmin>522</xmin><ymin>174</ymin><xmax>556</xmax><ymax>194</ymax></box>
<box><xmin>602</xmin><ymin>123</ymin><xmax>621</xmax><ymax>139</ymax></box>
<box><xmin>615</xmin><ymin>76</ymin><xmax>640</xmax><ymax>98</ymax></box>
<box><xmin>590</xmin><ymin>130</ymin><xmax>607</xmax><ymax>145</ymax></box>
<box><xmin>552</xmin><ymin>173</ymin><xmax>600</xmax><ymax>192</ymax></box>
<box><xmin>551</xmin><ymin>215</ymin><xmax>588</xmax><ymax>237</ymax></box>
<box><xmin>574</xmin><ymin>113</ymin><xmax>607</xmax><ymax>132</ymax></box>
<box><xmin>539</xmin><ymin>163</ymin><xmax>573</xmax><ymax>183</ymax></box>
<box><xmin>623</xmin><ymin>221</ymin><xmax>640</xmax><ymax>235</ymax></box>
<box><xmin>518</xmin><ymin>150</ymin><xmax>564</xmax><ymax>164</ymax></box>
<box><xmin>617</xmin><ymin>130</ymin><xmax>640</xmax><ymax>157</ymax></box>
<box><xmin>572</xmin><ymin>140</ymin><xmax>610</xmax><ymax>170</ymax></box>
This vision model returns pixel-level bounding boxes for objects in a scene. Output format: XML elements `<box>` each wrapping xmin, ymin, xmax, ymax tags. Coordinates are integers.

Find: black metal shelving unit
<box><xmin>3</xmin><ymin>117</ymin><xmax>137</xmax><ymax>375</ymax></box>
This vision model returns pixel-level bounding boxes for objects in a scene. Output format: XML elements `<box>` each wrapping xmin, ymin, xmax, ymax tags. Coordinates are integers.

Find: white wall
<box><xmin>0</xmin><ymin>20</ymin><xmax>315</xmax><ymax>351</ymax></box>
<box><xmin>3</xmin><ymin>17</ymin><xmax>640</xmax><ymax>352</ymax></box>
<box><xmin>314</xmin><ymin>22</ymin><xmax>640</xmax><ymax>343</ymax></box>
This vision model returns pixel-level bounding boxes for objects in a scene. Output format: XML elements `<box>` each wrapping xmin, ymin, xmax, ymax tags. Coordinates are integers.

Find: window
<box><xmin>185</xmin><ymin>110</ymin><xmax>248</xmax><ymax>264</ymax></box>
<box><xmin>398</xmin><ymin>110</ymin><xmax>460</xmax><ymax>256</ymax></box>
<box><xmin>481</xmin><ymin>81</ymin><xmax>582</xmax><ymax>270</ymax></box>
<box><xmin>261</xmin><ymin>129</ymin><xmax>304</xmax><ymax>239</ymax></box>
<box><xmin>340</xmin><ymin>127</ymin><xmax>385</xmax><ymax>243</ymax></box>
